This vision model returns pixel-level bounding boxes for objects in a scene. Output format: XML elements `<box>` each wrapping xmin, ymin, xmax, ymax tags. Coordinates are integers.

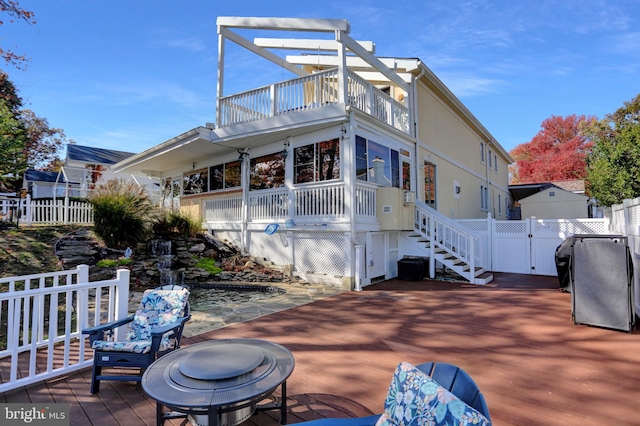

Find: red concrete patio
<box><xmin>2</xmin><ymin>272</ymin><xmax>639</xmax><ymax>425</ymax></box>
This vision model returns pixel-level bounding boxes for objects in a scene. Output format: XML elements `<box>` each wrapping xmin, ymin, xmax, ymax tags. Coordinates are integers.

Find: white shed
<box><xmin>519</xmin><ymin>186</ymin><xmax>589</xmax><ymax>219</ymax></box>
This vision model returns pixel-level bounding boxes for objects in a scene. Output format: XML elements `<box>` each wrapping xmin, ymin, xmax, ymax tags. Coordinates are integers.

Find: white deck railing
<box><xmin>218</xmin><ymin>68</ymin><xmax>410</xmax><ymax>135</ymax></box>
<box><xmin>203</xmin><ymin>196</ymin><xmax>243</xmax><ymax>222</ymax></box>
<box><xmin>249</xmin><ymin>188</ymin><xmax>289</xmax><ymax>220</ymax></box>
<box><xmin>0</xmin><ymin>266</ymin><xmax>130</xmax><ymax>393</ymax></box>
<box><xmin>204</xmin><ymin>182</ymin><xmax>378</xmax><ymax>224</ymax></box>
<box><xmin>293</xmin><ymin>182</ymin><xmax>345</xmax><ymax>218</ymax></box>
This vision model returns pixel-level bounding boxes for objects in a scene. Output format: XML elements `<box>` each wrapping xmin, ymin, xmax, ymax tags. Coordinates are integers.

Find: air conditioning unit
<box><xmin>403</xmin><ymin>191</ymin><xmax>415</xmax><ymax>205</ymax></box>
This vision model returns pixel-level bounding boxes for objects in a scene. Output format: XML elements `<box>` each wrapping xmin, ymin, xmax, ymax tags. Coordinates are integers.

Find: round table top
<box><xmin>141</xmin><ymin>338</ymin><xmax>295</xmax><ymax>410</ymax></box>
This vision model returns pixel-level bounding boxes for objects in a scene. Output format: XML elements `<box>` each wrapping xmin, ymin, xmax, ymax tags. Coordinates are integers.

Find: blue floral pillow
<box><xmin>375</xmin><ymin>361</ymin><xmax>490</xmax><ymax>426</ymax></box>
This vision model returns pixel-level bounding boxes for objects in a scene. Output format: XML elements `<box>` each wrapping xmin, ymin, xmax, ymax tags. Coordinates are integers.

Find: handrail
<box><xmin>0</xmin><ymin>266</ymin><xmax>130</xmax><ymax>393</ymax></box>
<box><xmin>414</xmin><ymin>200</ymin><xmax>480</xmax><ymax>277</ymax></box>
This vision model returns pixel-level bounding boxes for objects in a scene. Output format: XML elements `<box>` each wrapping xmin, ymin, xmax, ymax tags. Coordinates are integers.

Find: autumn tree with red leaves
<box><xmin>509</xmin><ymin>115</ymin><xmax>595</xmax><ymax>184</ymax></box>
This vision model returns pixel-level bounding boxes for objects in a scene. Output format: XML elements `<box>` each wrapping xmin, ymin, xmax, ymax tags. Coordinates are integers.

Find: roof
<box><xmin>67</xmin><ymin>144</ymin><xmax>135</xmax><ymax>165</ymax></box>
<box><xmin>551</xmin><ymin>179</ymin><xmax>585</xmax><ymax>193</ymax></box>
<box><xmin>509</xmin><ymin>179</ymin><xmax>587</xmax><ymax>201</ymax></box>
<box><xmin>24</xmin><ymin>169</ymin><xmax>66</xmax><ymax>183</ymax></box>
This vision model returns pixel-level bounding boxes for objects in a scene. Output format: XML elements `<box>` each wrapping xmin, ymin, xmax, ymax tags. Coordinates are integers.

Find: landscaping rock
<box><xmin>55</xmin><ymin>229</ymin><xmax>308</xmax><ymax>290</ymax></box>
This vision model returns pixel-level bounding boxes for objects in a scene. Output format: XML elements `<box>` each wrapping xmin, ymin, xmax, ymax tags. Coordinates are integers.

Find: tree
<box><xmin>0</xmin><ymin>71</ymin><xmax>70</xmax><ymax>192</ymax></box>
<box><xmin>584</xmin><ymin>94</ymin><xmax>640</xmax><ymax>206</ymax></box>
<box><xmin>509</xmin><ymin>115</ymin><xmax>595</xmax><ymax>184</ymax></box>
<box><xmin>19</xmin><ymin>109</ymin><xmax>67</xmax><ymax>169</ymax></box>
<box><xmin>0</xmin><ymin>71</ymin><xmax>26</xmax><ymax>191</ymax></box>
<box><xmin>0</xmin><ymin>0</ymin><xmax>35</xmax><ymax>68</ymax></box>
<box><xmin>0</xmin><ymin>99</ymin><xmax>27</xmax><ymax>190</ymax></box>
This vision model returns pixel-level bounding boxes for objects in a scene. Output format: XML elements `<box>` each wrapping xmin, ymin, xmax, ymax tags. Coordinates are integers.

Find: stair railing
<box><xmin>414</xmin><ymin>200</ymin><xmax>481</xmax><ymax>279</ymax></box>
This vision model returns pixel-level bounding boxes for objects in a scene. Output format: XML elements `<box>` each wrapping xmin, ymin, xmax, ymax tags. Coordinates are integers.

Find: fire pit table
<box><xmin>141</xmin><ymin>338</ymin><xmax>295</xmax><ymax>426</ymax></box>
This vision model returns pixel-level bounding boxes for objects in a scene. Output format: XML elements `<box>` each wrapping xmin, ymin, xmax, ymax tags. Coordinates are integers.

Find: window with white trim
<box><xmin>294</xmin><ymin>138</ymin><xmax>340</xmax><ymax>184</ymax></box>
<box><xmin>249</xmin><ymin>152</ymin><xmax>285</xmax><ymax>190</ymax></box>
<box><xmin>210</xmin><ymin>160</ymin><xmax>241</xmax><ymax>190</ymax></box>
<box><xmin>183</xmin><ymin>168</ymin><xmax>208</xmax><ymax>195</ymax></box>
<box><xmin>480</xmin><ymin>184</ymin><xmax>488</xmax><ymax>211</ymax></box>
<box><xmin>355</xmin><ymin>135</ymin><xmax>402</xmax><ymax>188</ymax></box>
<box><xmin>424</xmin><ymin>161</ymin><xmax>436</xmax><ymax>208</ymax></box>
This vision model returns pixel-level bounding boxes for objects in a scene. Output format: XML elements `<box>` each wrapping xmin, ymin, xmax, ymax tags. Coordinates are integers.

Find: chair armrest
<box><xmin>149</xmin><ymin>315</ymin><xmax>191</xmax><ymax>337</ymax></box>
<box><xmin>82</xmin><ymin>315</ymin><xmax>135</xmax><ymax>342</ymax></box>
<box><xmin>149</xmin><ymin>315</ymin><xmax>191</xmax><ymax>355</ymax></box>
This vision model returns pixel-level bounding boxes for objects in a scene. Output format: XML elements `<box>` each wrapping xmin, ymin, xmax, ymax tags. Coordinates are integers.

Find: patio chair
<box><xmin>82</xmin><ymin>284</ymin><xmax>191</xmax><ymax>394</ymax></box>
<box><xmin>299</xmin><ymin>361</ymin><xmax>491</xmax><ymax>425</ymax></box>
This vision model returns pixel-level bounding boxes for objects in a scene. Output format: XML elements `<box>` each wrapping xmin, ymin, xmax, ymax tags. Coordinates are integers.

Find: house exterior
<box><xmin>22</xmin><ymin>170</ymin><xmax>67</xmax><ymax>198</ymax></box>
<box><xmin>23</xmin><ymin>144</ymin><xmax>160</xmax><ymax>199</ymax></box>
<box><xmin>113</xmin><ymin>17</ymin><xmax>513</xmax><ymax>289</ymax></box>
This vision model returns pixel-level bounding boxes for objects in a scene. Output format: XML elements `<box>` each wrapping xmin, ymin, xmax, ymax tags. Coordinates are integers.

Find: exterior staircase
<box><xmin>406</xmin><ymin>201</ymin><xmax>492</xmax><ymax>284</ymax></box>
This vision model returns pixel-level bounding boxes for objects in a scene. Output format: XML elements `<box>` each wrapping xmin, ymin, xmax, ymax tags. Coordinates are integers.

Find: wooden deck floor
<box><xmin>2</xmin><ymin>273</ymin><xmax>640</xmax><ymax>425</ymax></box>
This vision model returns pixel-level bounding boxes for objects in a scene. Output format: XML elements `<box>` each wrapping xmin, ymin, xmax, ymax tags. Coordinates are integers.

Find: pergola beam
<box><xmin>217</xmin><ymin>17</ymin><xmax>349</xmax><ymax>32</ymax></box>
<box><xmin>254</xmin><ymin>37</ymin><xmax>375</xmax><ymax>53</ymax></box>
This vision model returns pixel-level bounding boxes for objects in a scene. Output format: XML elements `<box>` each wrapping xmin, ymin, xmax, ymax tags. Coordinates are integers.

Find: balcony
<box><xmin>218</xmin><ymin>69</ymin><xmax>410</xmax><ymax>135</ymax></box>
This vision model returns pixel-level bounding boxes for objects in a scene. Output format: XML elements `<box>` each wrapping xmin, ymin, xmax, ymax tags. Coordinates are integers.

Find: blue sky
<box><xmin>2</xmin><ymin>0</ymin><xmax>639</xmax><ymax>158</ymax></box>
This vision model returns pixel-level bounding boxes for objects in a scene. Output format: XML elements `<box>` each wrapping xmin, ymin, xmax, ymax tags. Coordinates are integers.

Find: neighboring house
<box><xmin>114</xmin><ymin>17</ymin><xmax>513</xmax><ymax>288</ymax></box>
<box><xmin>22</xmin><ymin>170</ymin><xmax>67</xmax><ymax>198</ymax></box>
<box><xmin>23</xmin><ymin>144</ymin><xmax>160</xmax><ymax>199</ymax></box>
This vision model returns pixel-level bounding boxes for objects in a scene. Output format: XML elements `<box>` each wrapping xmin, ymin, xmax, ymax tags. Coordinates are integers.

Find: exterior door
<box><xmin>368</xmin><ymin>233</ymin><xmax>387</xmax><ymax>280</ymax></box>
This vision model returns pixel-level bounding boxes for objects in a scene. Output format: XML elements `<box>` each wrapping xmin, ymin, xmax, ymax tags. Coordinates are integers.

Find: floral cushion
<box><xmin>126</xmin><ymin>287</ymin><xmax>189</xmax><ymax>341</ymax></box>
<box><xmin>92</xmin><ymin>287</ymin><xmax>189</xmax><ymax>354</ymax></box>
<box><xmin>91</xmin><ymin>336</ymin><xmax>177</xmax><ymax>354</ymax></box>
<box><xmin>375</xmin><ymin>362</ymin><xmax>490</xmax><ymax>426</ymax></box>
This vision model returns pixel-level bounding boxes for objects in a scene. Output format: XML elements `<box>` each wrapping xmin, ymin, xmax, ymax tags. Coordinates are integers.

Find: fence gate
<box><xmin>490</xmin><ymin>218</ymin><xmax>609</xmax><ymax>276</ymax></box>
<box><xmin>492</xmin><ymin>220</ymin><xmax>532</xmax><ymax>274</ymax></box>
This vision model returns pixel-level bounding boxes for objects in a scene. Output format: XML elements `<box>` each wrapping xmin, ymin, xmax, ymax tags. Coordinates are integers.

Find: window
<box><xmin>488</xmin><ymin>149</ymin><xmax>492</xmax><ymax>169</ymax></box>
<box><xmin>424</xmin><ymin>162</ymin><xmax>436</xmax><ymax>208</ymax></box>
<box><xmin>402</xmin><ymin>160</ymin><xmax>411</xmax><ymax>190</ymax></box>
<box><xmin>250</xmin><ymin>152</ymin><xmax>285</xmax><ymax>190</ymax></box>
<box><xmin>355</xmin><ymin>135</ymin><xmax>401</xmax><ymax>188</ymax></box>
<box><xmin>294</xmin><ymin>138</ymin><xmax>340</xmax><ymax>184</ymax></box>
<box><xmin>210</xmin><ymin>160</ymin><xmax>241</xmax><ymax>190</ymax></box>
<box><xmin>498</xmin><ymin>194</ymin><xmax>501</xmax><ymax>213</ymax></box>
<box><xmin>183</xmin><ymin>169</ymin><xmax>208</xmax><ymax>195</ymax></box>
<box><xmin>480</xmin><ymin>142</ymin><xmax>485</xmax><ymax>163</ymax></box>
<box><xmin>480</xmin><ymin>184</ymin><xmax>488</xmax><ymax>211</ymax></box>
<box><xmin>161</xmin><ymin>177</ymin><xmax>181</xmax><ymax>208</ymax></box>
<box><xmin>494</xmin><ymin>154</ymin><xmax>498</xmax><ymax>172</ymax></box>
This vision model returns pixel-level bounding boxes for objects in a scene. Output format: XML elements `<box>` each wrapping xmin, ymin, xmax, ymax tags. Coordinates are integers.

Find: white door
<box><xmin>368</xmin><ymin>233</ymin><xmax>387</xmax><ymax>280</ymax></box>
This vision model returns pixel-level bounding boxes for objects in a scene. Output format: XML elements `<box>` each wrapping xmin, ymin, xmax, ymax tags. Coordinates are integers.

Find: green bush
<box><xmin>96</xmin><ymin>258</ymin><xmax>133</xmax><ymax>268</ymax></box>
<box><xmin>194</xmin><ymin>257</ymin><xmax>222</xmax><ymax>274</ymax></box>
<box><xmin>155</xmin><ymin>209</ymin><xmax>203</xmax><ymax>238</ymax></box>
<box><xmin>89</xmin><ymin>179</ymin><xmax>160</xmax><ymax>249</ymax></box>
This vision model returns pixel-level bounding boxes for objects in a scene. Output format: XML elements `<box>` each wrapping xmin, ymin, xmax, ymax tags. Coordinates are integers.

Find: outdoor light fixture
<box><xmin>282</xmin><ymin>138</ymin><xmax>290</xmax><ymax>159</ymax></box>
<box><xmin>237</xmin><ymin>149</ymin><xmax>248</xmax><ymax>163</ymax></box>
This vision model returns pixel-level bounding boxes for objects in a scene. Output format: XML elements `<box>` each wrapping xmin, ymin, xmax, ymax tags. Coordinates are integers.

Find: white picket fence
<box><xmin>0</xmin><ymin>195</ymin><xmax>93</xmax><ymax>226</ymax></box>
<box><xmin>0</xmin><ymin>266</ymin><xmax>130</xmax><ymax>393</ymax></box>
